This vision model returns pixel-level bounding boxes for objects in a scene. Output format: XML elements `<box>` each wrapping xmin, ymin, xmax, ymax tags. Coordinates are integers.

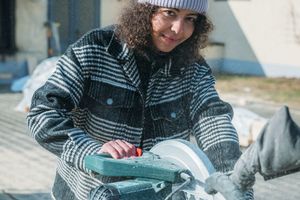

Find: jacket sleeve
<box><xmin>27</xmin><ymin>47</ymin><xmax>101</xmax><ymax>174</ymax></box>
<box><xmin>189</xmin><ymin>62</ymin><xmax>241</xmax><ymax>173</ymax></box>
<box><xmin>189</xmin><ymin>62</ymin><xmax>254</xmax><ymax>199</ymax></box>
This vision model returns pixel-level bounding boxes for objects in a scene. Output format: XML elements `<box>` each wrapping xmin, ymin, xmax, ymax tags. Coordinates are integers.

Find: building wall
<box><xmin>7</xmin><ymin>0</ymin><xmax>125</xmax><ymax>73</ymax></box>
<box><xmin>50</xmin><ymin>0</ymin><xmax>101</xmax><ymax>52</ymax></box>
<box><xmin>9</xmin><ymin>1</ymin><xmax>300</xmax><ymax>77</ymax></box>
<box><xmin>48</xmin><ymin>0</ymin><xmax>126</xmax><ymax>53</ymax></box>
<box><xmin>100</xmin><ymin>0</ymin><xmax>127</xmax><ymax>27</ymax></box>
<box><xmin>2</xmin><ymin>0</ymin><xmax>127</xmax><ymax>76</ymax></box>
<box><xmin>207</xmin><ymin>0</ymin><xmax>300</xmax><ymax>77</ymax></box>
<box><xmin>100</xmin><ymin>0</ymin><xmax>300</xmax><ymax>77</ymax></box>
<box><xmin>15</xmin><ymin>0</ymin><xmax>48</xmax><ymax>73</ymax></box>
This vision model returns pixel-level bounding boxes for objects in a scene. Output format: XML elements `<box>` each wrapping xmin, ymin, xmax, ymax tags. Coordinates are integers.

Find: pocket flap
<box><xmin>150</xmin><ymin>101</ymin><xmax>185</xmax><ymax>122</ymax></box>
<box><xmin>88</xmin><ymin>80</ymin><xmax>138</xmax><ymax>108</ymax></box>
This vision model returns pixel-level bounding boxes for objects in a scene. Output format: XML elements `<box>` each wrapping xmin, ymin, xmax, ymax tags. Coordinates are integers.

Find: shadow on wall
<box><xmin>207</xmin><ymin>2</ymin><xmax>265</xmax><ymax>76</ymax></box>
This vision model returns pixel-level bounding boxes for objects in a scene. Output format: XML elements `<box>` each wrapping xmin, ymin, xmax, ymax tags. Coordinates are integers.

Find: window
<box><xmin>0</xmin><ymin>0</ymin><xmax>16</xmax><ymax>54</ymax></box>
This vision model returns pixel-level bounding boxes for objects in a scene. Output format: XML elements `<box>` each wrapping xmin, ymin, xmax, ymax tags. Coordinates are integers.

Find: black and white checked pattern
<box><xmin>27</xmin><ymin>27</ymin><xmax>242</xmax><ymax>200</ymax></box>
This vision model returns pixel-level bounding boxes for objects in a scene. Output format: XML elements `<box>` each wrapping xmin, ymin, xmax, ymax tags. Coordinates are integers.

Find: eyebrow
<box><xmin>171</xmin><ymin>8</ymin><xmax>198</xmax><ymax>16</ymax></box>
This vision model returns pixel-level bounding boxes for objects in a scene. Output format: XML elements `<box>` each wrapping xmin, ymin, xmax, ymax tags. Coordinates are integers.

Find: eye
<box><xmin>186</xmin><ymin>16</ymin><xmax>198</xmax><ymax>23</ymax></box>
<box><xmin>162</xmin><ymin>9</ymin><xmax>176</xmax><ymax>17</ymax></box>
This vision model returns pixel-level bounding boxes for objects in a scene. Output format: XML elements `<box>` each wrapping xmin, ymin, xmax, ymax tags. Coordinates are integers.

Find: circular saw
<box><xmin>85</xmin><ymin>139</ymin><xmax>226</xmax><ymax>200</ymax></box>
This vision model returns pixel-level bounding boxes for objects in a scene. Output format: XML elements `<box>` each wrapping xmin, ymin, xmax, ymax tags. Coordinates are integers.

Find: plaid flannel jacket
<box><xmin>27</xmin><ymin>26</ymin><xmax>242</xmax><ymax>200</ymax></box>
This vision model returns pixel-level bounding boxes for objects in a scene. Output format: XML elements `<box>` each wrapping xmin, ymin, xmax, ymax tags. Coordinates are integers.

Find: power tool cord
<box><xmin>164</xmin><ymin>172</ymin><xmax>192</xmax><ymax>200</ymax></box>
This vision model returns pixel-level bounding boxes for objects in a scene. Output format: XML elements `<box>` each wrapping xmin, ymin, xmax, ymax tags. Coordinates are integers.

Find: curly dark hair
<box><xmin>116</xmin><ymin>0</ymin><xmax>213</xmax><ymax>67</ymax></box>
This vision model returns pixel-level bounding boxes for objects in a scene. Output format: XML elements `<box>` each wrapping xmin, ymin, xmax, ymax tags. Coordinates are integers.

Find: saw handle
<box><xmin>96</xmin><ymin>147</ymin><xmax>142</xmax><ymax>159</ymax></box>
<box><xmin>136</xmin><ymin>148</ymin><xmax>143</xmax><ymax>157</ymax></box>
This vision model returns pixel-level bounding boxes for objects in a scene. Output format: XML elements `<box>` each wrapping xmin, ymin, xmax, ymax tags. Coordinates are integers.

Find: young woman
<box><xmin>27</xmin><ymin>0</ymin><xmax>253</xmax><ymax>199</ymax></box>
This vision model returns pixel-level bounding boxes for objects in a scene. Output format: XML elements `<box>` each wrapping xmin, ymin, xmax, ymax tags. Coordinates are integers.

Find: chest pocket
<box><xmin>84</xmin><ymin>80</ymin><xmax>142</xmax><ymax>127</ymax></box>
<box><xmin>88</xmin><ymin>80</ymin><xmax>138</xmax><ymax>108</ymax></box>
<box><xmin>150</xmin><ymin>100</ymin><xmax>190</xmax><ymax>136</ymax></box>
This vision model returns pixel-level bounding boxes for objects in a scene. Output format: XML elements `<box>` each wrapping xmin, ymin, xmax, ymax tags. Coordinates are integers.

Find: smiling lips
<box><xmin>161</xmin><ymin>34</ymin><xmax>180</xmax><ymax>44</ymax></box>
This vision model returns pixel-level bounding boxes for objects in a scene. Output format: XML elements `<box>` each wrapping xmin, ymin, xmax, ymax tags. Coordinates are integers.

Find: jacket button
<box><xmin>106</xmin><ymin>98</ymin><xmax>113</xmax><ymax>105</ymax></box>
<box><xmin>170</xmin><ymin>112</ymin><xmax>177</xmax><ymax>119</ymax></box>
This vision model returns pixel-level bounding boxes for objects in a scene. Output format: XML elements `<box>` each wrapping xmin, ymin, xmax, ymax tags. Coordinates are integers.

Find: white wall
<box><xmin>11</xmin><ymin>0</ymin><xmax>127</xmax><ymax>73</ymax></box>
<box><xmin>100</xmin><ymin>0</ymin><xmax>128</xmax><ymax>27</ymax></box>
<box><xmin>8</xmin><ymin>0</ymin><xmax>300</xmax><ymax>77</ymax></box>
<box><xmin>15</xmin><ymin>0</ymin><xmax>48</xmax><ymax>73</ymax></box>
<box><xmin>207</xmin><ymin>0</ymin><xmax>300</xmax><ymax>77</ymax></box>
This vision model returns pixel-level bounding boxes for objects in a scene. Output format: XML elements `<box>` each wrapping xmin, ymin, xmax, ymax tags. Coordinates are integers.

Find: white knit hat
<box><xmin>138</xmin><ymin>0</ymin><xmax>208</xmax><ymax>14</ymax></box>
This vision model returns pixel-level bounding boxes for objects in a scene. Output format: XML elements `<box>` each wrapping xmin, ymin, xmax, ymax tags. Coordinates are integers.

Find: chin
<box><xmin>158</xmin><ymin>47</ymin><xmax>176</xmax><ymax>53</ymax></box>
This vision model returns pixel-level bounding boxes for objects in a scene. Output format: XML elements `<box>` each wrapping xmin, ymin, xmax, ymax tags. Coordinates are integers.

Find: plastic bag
<box><xmin>15</xmin><ymin>57</ymin><xmax>59</xmax><ymax>112</ymax></box>
<box><xmin>232</xmin><ymin>107</ymin><xmax>267</xmax><ymax>146</ymax></box>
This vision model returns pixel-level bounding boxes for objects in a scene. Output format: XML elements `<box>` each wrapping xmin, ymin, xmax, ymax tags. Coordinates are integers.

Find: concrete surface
<box><xmin>0</xmin><ymin>90</ymin><xmax>300</xmax><ymax>200</ymax></box>
<box><xmin>0</xmin><ymin>92</ymin><xmax>56</xmax><ymax>200</ymax></box>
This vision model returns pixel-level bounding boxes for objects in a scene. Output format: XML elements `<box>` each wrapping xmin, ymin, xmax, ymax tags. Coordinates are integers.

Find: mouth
<box><xmin>153</xmin><ymin>32</ymin><xmax>183</xmax><ymax>52</ymax></box>
<box><xmin>161</xmin><ymin>34</ymin><xmax>179</xmax><ymax>43</ymax></box>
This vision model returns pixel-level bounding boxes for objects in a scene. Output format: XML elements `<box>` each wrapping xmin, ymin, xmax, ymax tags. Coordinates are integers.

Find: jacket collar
<box><xmin>104</xmin><ymin>25</ymin><xmax>133</xmax><ymax>62</ymax></box>
<box><xmin>105</xmin><ymin>25</ymin><xmax>182</xmax><ymax>78</ymax></box>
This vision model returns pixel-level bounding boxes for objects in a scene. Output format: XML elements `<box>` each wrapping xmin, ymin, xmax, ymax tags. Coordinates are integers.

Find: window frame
<box><xmin>0</xmin><ymin>0</ymin><xmax>16</xmax><ymax>54</ymax></box>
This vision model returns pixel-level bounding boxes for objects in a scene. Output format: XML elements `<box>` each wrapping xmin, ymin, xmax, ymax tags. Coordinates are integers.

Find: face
<box><xmin>151</xmin><ymin>8</ymin><xmax>198</xmax><ymax>52</ymax></box>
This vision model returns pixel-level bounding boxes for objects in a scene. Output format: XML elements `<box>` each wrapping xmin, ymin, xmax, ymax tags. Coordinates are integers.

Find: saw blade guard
<box><xmin>150</xmin><ymin>139</ymin><xmax>225</xmax><ymax>200</ymax></box>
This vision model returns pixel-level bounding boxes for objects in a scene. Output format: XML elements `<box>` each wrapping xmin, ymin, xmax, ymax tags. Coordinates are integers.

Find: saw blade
<box><xmin>150</xmin><ymin>139</ymin><xmax>225</xmax><ymax>200</ymax></box>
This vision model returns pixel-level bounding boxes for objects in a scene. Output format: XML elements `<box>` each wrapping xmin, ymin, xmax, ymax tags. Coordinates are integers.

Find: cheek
<box><xmin>185</xmin><ymin>26</ymin><xmax>195</xmax><ymax>39</ymax></box>
<box><xmin>151</xmin><ymin>19</ymin><xmax>160</xmax><ymax>35</ymax></box>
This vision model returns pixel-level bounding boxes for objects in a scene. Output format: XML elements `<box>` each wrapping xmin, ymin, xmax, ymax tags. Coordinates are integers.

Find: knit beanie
<box><xmin>137</xmin><ymin>0</ymin><xmax>208</xmax><ymax>14</ymax></box>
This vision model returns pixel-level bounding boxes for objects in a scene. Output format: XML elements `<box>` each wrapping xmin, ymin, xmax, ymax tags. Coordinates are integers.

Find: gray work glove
<box><xmin>205</xmin><ymin>106</ymin><xmax>300</xmax><ymax>199</ymax></box>
<box><xmin>231</xmin><ymin>106</ymin><xmax>300</xmax><ymax>190</ymax></box>
<box><xmin>205</xmin><ymin>172</ymin><xmax>248</xmax><ymax>200</ymax></box>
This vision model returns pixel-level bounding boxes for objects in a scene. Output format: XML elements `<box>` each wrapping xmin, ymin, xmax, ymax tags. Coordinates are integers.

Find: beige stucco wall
<box><xmin>207</xmin><ymin>0</ymin><xmax>300</xmax><ymax>77</ymax></box>
<box><xmin>15</xmin><ymin>0</ymin><xmax>48</xmax><ymax>73</ymax></box>
<box><xmin>9</xmin><ymin>0</ymin><xmax>126</xmax><ymax>73</ymax></box>
<box><xmin>100</xmin><ymin>0</ymin><xmax>128</xmax><ymax>27</ymax></box>
<box><xmin>100</xmin><ymin>0</ymin><xmax>300</xmax><ymax>77</ymax></box>
<box><xmin>10</xmin><ymin>0</ymin><xmax>300</xmax><ymax>77</ymax></box>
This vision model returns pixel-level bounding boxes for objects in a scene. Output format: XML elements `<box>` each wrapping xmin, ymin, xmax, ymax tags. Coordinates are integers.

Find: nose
<box><xmin>171</xmin><ymin>19</ymin><xmax>184</xmax><ymax>34</ymax></box>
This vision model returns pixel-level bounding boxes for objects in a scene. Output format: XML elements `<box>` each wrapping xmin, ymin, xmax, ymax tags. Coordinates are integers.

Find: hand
<box><xmin>205</xmin><ymin>172</ymin><xmax>246</xmax><ymax>200</ymax></box>
<box><xmin>99</xmin><ymin>140</ymin><xmax>137</xmax><ymax>159</ymax></box>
